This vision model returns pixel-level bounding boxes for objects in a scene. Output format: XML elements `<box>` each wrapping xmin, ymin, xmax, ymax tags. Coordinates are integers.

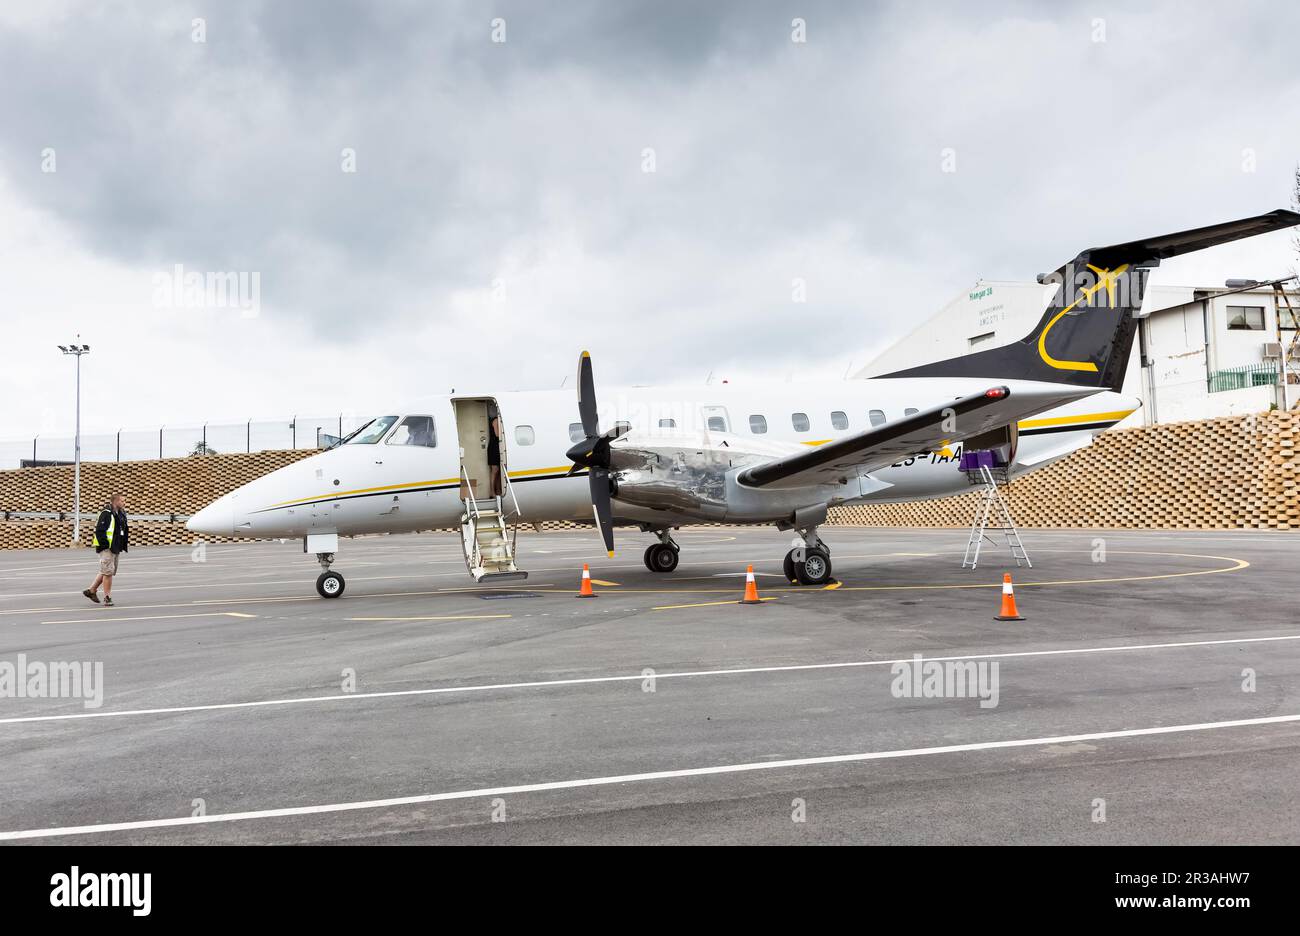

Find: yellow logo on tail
<box><xmin>1036</xmin><ymin>263</ymin><xmax>1129</xmax><ymax>372</ymax></box>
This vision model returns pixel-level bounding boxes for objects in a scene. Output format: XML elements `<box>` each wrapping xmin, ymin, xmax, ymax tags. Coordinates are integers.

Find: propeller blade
<box><xmin>576</xmin><ymin>351</ymin><xmax>599</xmax><ymax>439</ymax></box>
<box><xmin>589</xmin><ymin>469</ymin><xmax>615</xmax><ymax>557</ymax></box>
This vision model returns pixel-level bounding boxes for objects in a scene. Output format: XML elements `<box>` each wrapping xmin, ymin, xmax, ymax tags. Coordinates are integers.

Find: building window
<box><xmin>1226</xmin><ymin>305</ymin><xmax>1265</xmax><ymax>331</ymax></box>
<box><xmin>658</xmin><ymin>418</ymin><xmax>677</xmax><ymax>428</ymax></box>
<box><xmin>568</xmin><ymin>422</ymin><xmax>585</xmax><ymax>443</ymax></box>
<box><xmin>904</xmin><ymin>407</ymin><xmax>918</xmax><ymax>417</ymax></box>
<box><xmin>830</xmin><ymin>411</ymin><xmax>848</xmax><ymax>430</ymax></box>
<box><xmin>749</xmin><ymin>414</ymin><xmax>768</xmax><ymax>434</ymax></box>
<box><xmin>868</xmin><ymin>409</ymin><xmax>886</xmax><ymax>427</ymax></box>
<box><xmin>514</xmin><ymin>425</ymin><xmax>535</xmax><ymax>446</ymax></box>
<box><xmin>791</xmin><ymin>412</ymin><xmax>810</xmax><ymax>432</ymax></box>
<box><xmin>968</xmin><ymin>332</ymin><xmax>995</xmax><ymax>348</ymax></box>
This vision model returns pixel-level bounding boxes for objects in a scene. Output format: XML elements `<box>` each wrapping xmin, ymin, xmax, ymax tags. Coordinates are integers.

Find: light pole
<box><xmin>58</xmin><ymin>340</ymin><xmax>90</xmax><ymax>544</ymax></box>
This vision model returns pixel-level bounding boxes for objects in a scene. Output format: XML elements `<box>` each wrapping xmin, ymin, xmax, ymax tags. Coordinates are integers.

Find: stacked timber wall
<box><xmin>1</xmin><ymin>411</ymin><xmax>1296</xmax><ymax>550</ymax></box>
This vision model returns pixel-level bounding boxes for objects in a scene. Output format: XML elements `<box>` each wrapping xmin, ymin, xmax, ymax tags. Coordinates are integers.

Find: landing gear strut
<box><xmin>782</xmin><ymin>527</ymin><xmax>833</xmax><ymax>586</ymax></box>
<box><xmin>643</xmin><ymin>529</ymin><xmax>680</xmax><ymax>573</ymax></box>
<box><xmin>314</xmin><ymin>552</ymin><xmax>346</xmax><ymax>598</ymax></box>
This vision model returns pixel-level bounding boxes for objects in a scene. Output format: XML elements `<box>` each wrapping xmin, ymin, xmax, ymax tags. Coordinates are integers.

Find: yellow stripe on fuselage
<box><xmin>1017</xmin><ymin>409</ymin><xmax>1135</xmax><ymax>430</ymax></box>
<box><xmin>266</xmin><ymin>466</ymin><xmax>576</xmax><ymax>509</ymax></box>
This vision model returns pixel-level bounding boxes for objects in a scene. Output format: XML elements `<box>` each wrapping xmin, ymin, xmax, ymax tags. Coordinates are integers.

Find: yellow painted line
<box><xmin>800</xmin><ymin>439</ymin><xmax>832</xmax><ymax>446</ymax></box>
<box><xmin>1018</xmin><ymin>409</ymin><xmax>1137</xmax><ymax>430</ymax></box>
<box><xmin>651</xmin><ymin>597</ymin><xmax>781</xmax><ymax>610</ymax></box>
<box><xmin>346</xmin><ymin>614</ymin><xmax>512</xmax><ymax>622</ymax></box>
<box><xmin>823</xmin><ymin>582</ymin><xmax>842</xmax><ymax>590</ymax></box>
<box><xmin>589</xmin><ymin>579</ymin><xmax>620</xmax><ymax>587</ymax></box>
<box><xmin>42</xmin><ymin>611</ymin><xmax>258</xmax><ymax>625</ymax></box>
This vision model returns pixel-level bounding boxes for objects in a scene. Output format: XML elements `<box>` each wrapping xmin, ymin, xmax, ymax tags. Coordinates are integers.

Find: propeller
<box><xmin>564</xmin><ymin>351</ymin><xmax>619</xmax><ymax>557</ymax></box>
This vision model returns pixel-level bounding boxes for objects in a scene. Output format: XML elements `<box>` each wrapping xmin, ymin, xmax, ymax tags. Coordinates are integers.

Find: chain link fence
<box><xmin>0</xmin><ymin>415</ymin><xmax>374</xmax><ymax>468</ymax></box>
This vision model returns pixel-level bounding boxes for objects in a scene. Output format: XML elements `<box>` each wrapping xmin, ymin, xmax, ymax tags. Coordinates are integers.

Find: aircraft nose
<box><xmin>187</xmin><ymin>495</ymin><xmax>235</xmax><ymax>536</ymax></box>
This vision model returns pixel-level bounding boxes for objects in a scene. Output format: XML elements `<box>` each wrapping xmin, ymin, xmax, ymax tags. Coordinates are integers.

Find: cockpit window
<box><xmin>387</xmin><ymin>415</ymin><xmax>436</xmax><ymax>447</ymax></box>
<box><xmin>346</xmin><ymin>415</ymin><xmax>398</xmax><ymax>444</ymax></box>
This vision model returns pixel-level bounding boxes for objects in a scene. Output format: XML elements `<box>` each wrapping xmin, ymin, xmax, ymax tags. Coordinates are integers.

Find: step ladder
<box><xmin>962</xmin><ymin>465</ymin><xmax>1031</xmax><ymax>570</ymax></box>
<box><xmin>459</xmin><ymin>467</ymin><xmax>527</xmax><ymax>583</ymax></box>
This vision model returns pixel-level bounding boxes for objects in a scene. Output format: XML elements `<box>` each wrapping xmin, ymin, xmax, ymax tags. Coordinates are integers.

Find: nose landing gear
<box><xmin>314</xmin><ymin>552</ymin><xmax>346</xmax><ymax>598</ymax></box>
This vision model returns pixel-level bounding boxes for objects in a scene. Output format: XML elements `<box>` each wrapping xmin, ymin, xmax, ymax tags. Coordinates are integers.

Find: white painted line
<box><xmin>4</xmin><ymin>711</ymin><xmax>1299</xmax><ymax>841</ymax></box>
<box><xmin>347</xmin><ymin>614</ymin><xmax>511</xmax><ymax>622</ymax></box>
<box><xmin>41</xmin><ymin>611</ymin><xmax>259</xmax><ymax>625</ymax></box>
<box><xmin>2</xmin><ymin>633</ymin><xmax>1297</xmax><ymax>726</ymax></box>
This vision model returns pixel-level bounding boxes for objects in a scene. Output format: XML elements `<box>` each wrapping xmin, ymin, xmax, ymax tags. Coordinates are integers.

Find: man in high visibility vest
<box><xmin>83</xmin><ymin>493</ymin><xmax>128</xmax><ymax>606</ymax></box>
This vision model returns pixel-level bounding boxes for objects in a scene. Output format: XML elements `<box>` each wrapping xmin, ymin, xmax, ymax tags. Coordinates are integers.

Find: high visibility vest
<box><xmin>101</xmin><ymin>511</ymin><xmax>116</xmax><ymax>550</ymax></box>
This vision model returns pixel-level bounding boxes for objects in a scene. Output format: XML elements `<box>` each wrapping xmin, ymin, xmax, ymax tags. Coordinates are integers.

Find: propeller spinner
<box><xmin>564</xmin><ymin>351</ymin><xmax>619</xmax><ymax>557</ymax></box>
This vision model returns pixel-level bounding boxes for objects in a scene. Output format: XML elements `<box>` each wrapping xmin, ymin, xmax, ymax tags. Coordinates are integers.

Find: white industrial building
<box><xmin>860</xmin><ymin>278</ymin><xmax>1300</xmax><ymax>427</ymax></box>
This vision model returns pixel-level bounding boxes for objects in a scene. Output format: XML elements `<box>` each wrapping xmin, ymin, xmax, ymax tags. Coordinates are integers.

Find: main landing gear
<box><xmin>314</xmin><ymin>552</ymin><xmax>346</xmax><ymax>598</ymax></box>
<box><xmin>782</xmin><ymin>527</ymin><xmax>833</xmax><ymax>586</ymax></box>
<box><xmin>643</xmin><ymin>529</ymin><xmax>680</xmax><ymax>573</ymax></box>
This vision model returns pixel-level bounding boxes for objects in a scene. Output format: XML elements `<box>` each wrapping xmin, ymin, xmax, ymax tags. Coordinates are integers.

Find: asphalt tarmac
<box><xmin>1</xmin><ymin>526</ymin><xmax>1297</xmax><ymax>844</ymax></box>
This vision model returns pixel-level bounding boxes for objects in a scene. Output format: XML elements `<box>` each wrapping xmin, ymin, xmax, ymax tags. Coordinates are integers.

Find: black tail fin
<box><xmin>882</xmin><ymin>209</ymin><xmax>1300</xmax><ymax>390</ymax></box>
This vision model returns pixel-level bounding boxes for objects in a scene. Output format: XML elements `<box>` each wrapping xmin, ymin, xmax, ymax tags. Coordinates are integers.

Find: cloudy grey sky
<box><xmin>3</xmin><ymin>0</ymin><xmax>1299</xmax><ymax>446</ymax></box>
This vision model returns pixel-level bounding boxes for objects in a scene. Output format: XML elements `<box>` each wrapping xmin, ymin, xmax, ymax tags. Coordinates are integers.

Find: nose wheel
<box><xmin>313</xmin><ymin>551</ymin><xmax>345</xmax><ymax>598</ymax></box>
<box><xmin>784</xmin><ymin>546</ymin><xmax>832</xmax><ymax>586</ymax></box>
<box><xmin>316</xmin><ymin>570</ymin><xmax>346</xmax><ymax>598</ymax></box>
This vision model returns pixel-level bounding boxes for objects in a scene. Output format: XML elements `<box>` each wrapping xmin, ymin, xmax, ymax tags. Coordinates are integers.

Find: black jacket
<box><xmin>93</xmin><ymin>507</ymin><xmax>128</xmax><ymax>554</ymax></box>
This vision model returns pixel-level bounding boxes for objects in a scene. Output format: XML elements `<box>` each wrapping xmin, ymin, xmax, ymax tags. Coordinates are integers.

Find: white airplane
<box><xmin>188</xmin><ymin>210</ymin><xmax>1300</xmax><ymax>597</ymax></box>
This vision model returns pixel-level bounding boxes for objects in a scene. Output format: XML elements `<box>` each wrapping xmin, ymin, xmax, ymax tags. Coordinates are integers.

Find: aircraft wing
<box><xmin>737</xmin><ymin>386</ymin><xmax>1013</xmax><ymax>489</ymax></box>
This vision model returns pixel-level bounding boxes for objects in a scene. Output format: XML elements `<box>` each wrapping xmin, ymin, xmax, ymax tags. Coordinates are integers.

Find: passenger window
<box><xmin>613</xmin><ymin>421</ymin><xmax>631</xmax><ymax>436</ymax></box>
<box><xmin>387</xmin><ymin>415</ymin><xmax>437</xmax><ymax>447</ymax></box>
<box><xmin>749</xmin><ymin>415</ymin><xmax>768</xmax><ymax>434</ymax></box>
<box><xmin>514</xmin><ymin>425</ymin><xmax>535</xmax><ymax>446</ymax></box>
<box><xmin>868</xmin><ymin>410</ymin><xmax>886</xmax><ymax>427</ymax></box>
<box><xmin>904</xmin><ymin>408</ymin><xmax>918</xmax><ymax>417</ymax></box>
<box><xmin>706</xmin><ymin>416</ymin><xmax>727</xmax><ymax>432</ymax></box>
<box><xmin>831</xmin><ymin>411</ymin><xmax>848</xmax><ymax>430</ymax></box>
<box><xmin>658</xmin><ymin>418</ymin><xmax>677</xmax><ymax>428</ymax></box>
<box><xmin>568</xmin><ymin>423</ymin><xmax>586</xmax><ymax>443</ymax></box>
<box><xmin>348</xmin><ymin>415</ymin><xmax>399</xmax><ymax>444</ymax></box>
<box><xmin>792</xmin><ymin>413</ymin><xmax>810</xmax><ymax>432</ymax></box>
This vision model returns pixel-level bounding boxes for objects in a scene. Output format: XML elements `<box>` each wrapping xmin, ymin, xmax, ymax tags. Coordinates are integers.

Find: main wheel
<box><xmin>794</xmin><ymin>549</ymin><xmax>832</xmax><ymax>586</ymax></box>
<box><xmin>316</xmin><ymin>570</ymin><xmax>346</xmax><ymax>598</ymax></box>
<box><xmin>645</xmin><ymin>543</ymin><xmax>680</xmax><ymax>573</ymax></box>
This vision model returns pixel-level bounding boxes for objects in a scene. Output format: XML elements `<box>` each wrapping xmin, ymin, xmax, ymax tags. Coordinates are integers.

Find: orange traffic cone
<box><xmin>740</xmin><ymin>564</ymin><xmax>762</xmax><ymax>604</ymax></box>
<box><xmin>994</xmin><ymin>572</ymin><xmax>1024</xmax><ymax>620</ymax></box>
<box><xmin>577</xmin><ymin>563</ymin><xmax>597</xmax><ymax>598</ymax></box>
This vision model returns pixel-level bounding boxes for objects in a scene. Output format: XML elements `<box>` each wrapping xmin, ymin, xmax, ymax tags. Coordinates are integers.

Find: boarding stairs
<box><xmin>459</xmin><ymin>467</ymin><xmax>527</xmax><ymax>583</ymax></box>
<box><xmin>961</xmin><ymin>464</ymin><xmax>1031</xmax><ymax>571</ymax></box>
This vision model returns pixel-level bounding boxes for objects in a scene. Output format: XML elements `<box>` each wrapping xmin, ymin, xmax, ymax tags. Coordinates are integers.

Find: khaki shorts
<box><xmin>98</xmin><ymin>551</ymin><xmax>120</xmax><ymax>576</ymax></box>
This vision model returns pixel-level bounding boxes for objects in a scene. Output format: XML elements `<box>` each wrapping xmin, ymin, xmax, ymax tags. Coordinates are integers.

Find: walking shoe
<box><xmin>82</xmin><ymin>588</ymin><xmax>100</xmax><ymax>603</ymax></box>
<box><xmin>103</xmin><ymin>596</ymin><xmax>114</xmax><ymax>607</ymax></box>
